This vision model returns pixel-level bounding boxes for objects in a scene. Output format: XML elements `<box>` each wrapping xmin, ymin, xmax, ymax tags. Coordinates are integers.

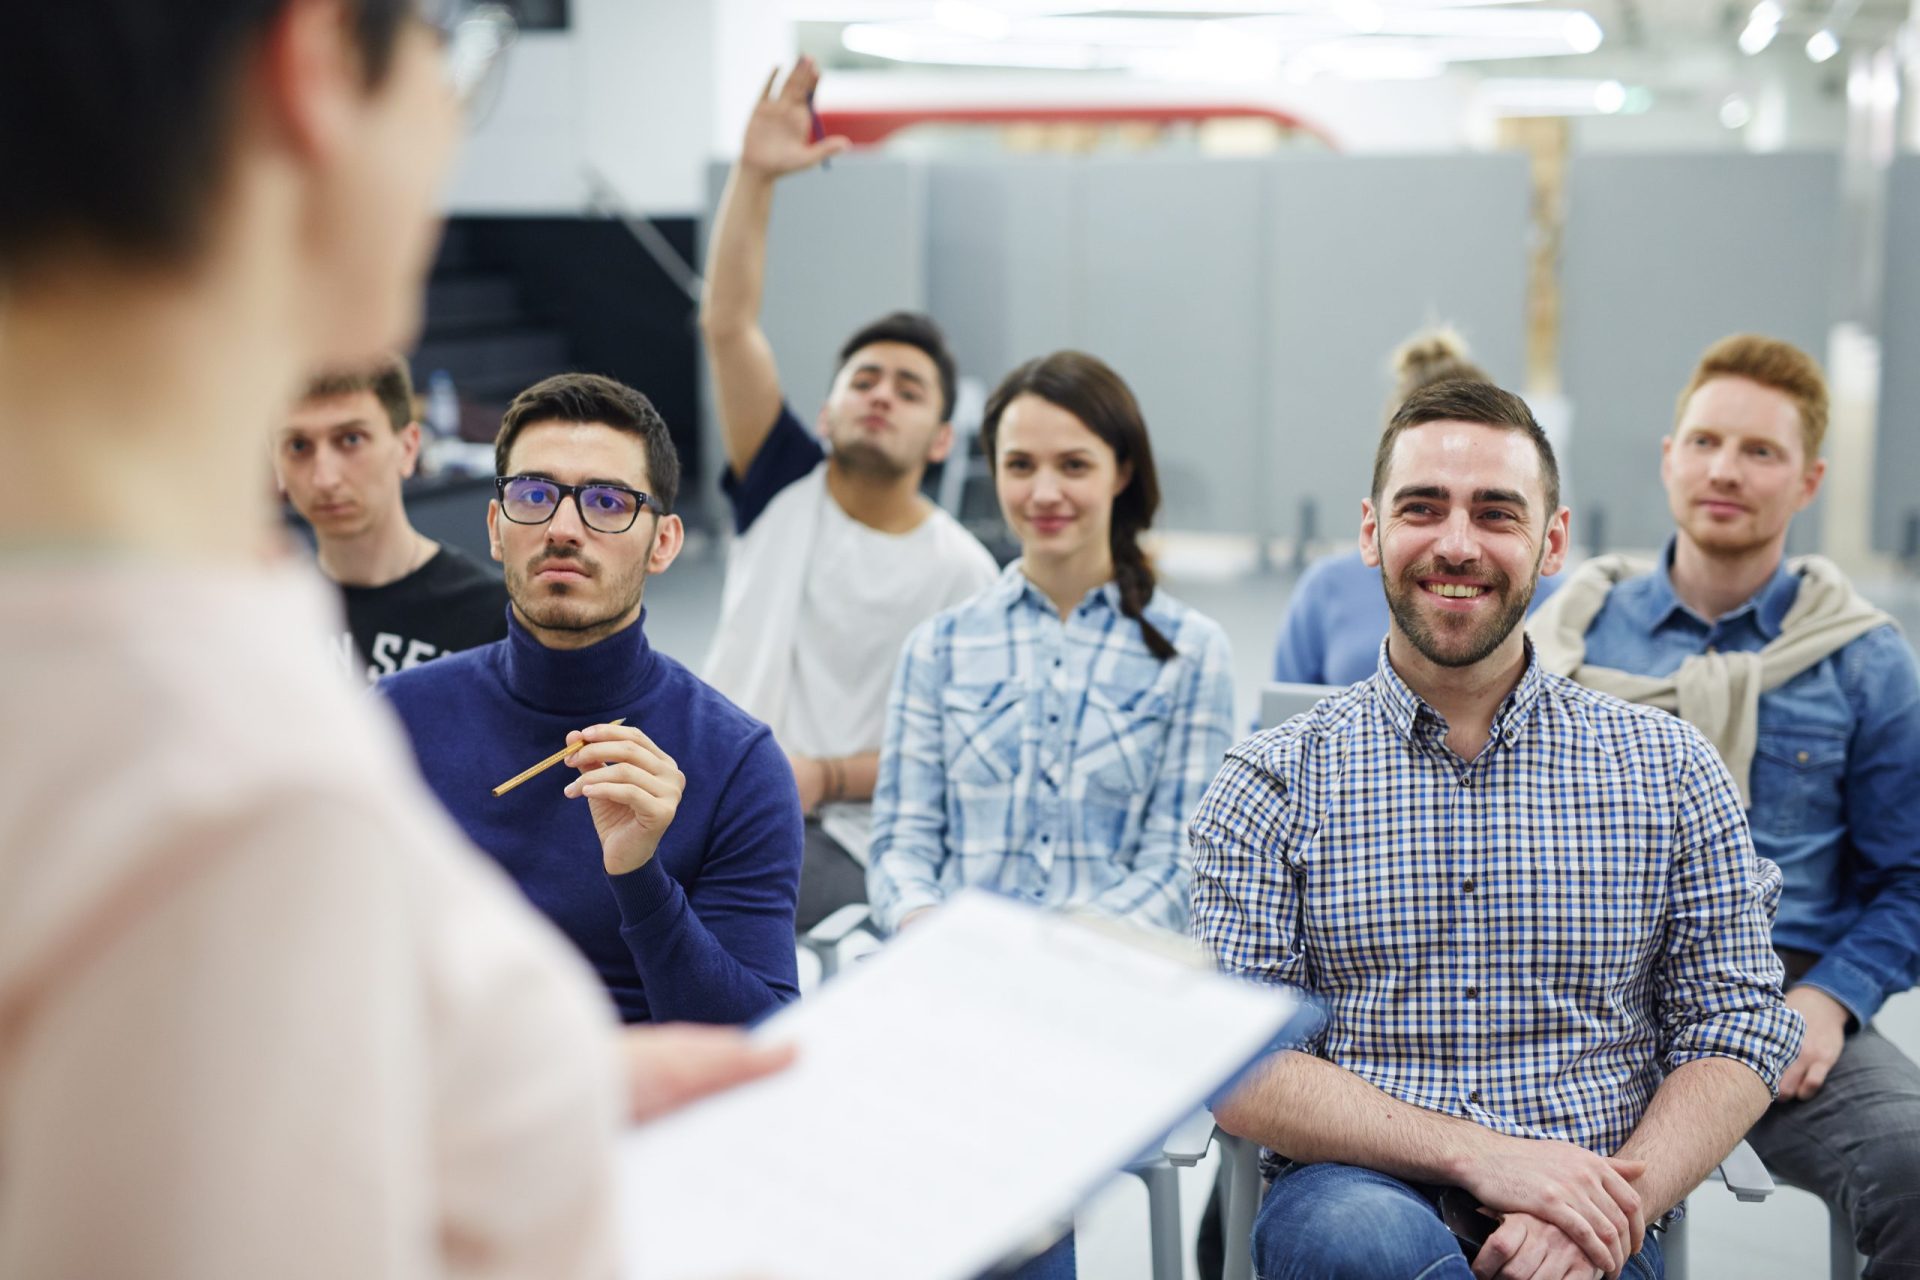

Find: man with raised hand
<box><xmin>700</xmin><ymin>56</ymin><xmax>999</xmax><ymax>930</ymax></box>
<box><xmin>1192</xmin><ymin>379</ymin><xmax>1802</xmax><ymax>1280</ymax></box>
<box><xmin>1534</xmin><ymin>334</ymin><xmax>1920</xmax><ymax>1274</ymax></box>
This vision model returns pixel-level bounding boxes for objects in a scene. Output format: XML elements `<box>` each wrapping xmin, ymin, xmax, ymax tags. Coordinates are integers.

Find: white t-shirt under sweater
<box><xmin>705</xmin><ymin>406</ymin><xmax>1000</xmax><ymax>759</ymax></box>
<box><xmin>0</xmin><ymin>558</ymin><xmax>622</xmax><ymax>1279</ymax></box>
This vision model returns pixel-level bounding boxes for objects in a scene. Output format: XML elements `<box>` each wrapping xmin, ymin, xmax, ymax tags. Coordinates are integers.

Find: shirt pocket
<box><xmin>1080</xmin><ymin>681</ymin><xmax>1173</xmax><ymax>799</ymax></box>
<box><xmin>941</xmin><ymin>681</ymin><xmax>1027</xmax><ymax>787</ymax></box>
<box><xmin>1752</xmin><ymin>728</ymin><xmax>1847</xmax><ymax>837</ymax></box>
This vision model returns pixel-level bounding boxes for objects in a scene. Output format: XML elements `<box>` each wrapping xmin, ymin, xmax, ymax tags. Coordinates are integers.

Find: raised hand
<box><xmin>1456</xmin><ymin>1135</ymin><xmax>1646</xmax><ymax>1276</ymax></box>
<box><xmin>740</xmin><ymin>56</ymin><xmax>850</xmax><ymax>179</ymax></box>
<box><xmin>562</xmin><ymin>722</ymin><xmax>686</xmax><ymax>875</ymax></box>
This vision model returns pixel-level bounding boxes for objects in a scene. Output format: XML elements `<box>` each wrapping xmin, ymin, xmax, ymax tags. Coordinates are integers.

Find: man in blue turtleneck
<box><xmin>381</xmin><ymin>373</ymin><xmax>802</xmax><ymax>1025</ymax></box>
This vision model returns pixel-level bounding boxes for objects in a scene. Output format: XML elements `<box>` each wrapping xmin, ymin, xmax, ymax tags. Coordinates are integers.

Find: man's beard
<box><xmin>505</xmin><ymin>544</ymin><xmax>648</xmax><ymax>637</ymax></box>
<box><xmin>830</xmin><ymin>438</ymin><xmax>916</xmax><ymax>481</ymax></box>
<box><xmin>1382</xmin><ymin>548</ymin><xmax>1538</xmax><ymax>670</ymax></box>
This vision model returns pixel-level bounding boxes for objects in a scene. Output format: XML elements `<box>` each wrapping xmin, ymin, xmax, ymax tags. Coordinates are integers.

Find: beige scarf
<box><xmin>1528</xmin><ymin>553</ymin><xmax>1893</xmax><ymax>804</ymax></box>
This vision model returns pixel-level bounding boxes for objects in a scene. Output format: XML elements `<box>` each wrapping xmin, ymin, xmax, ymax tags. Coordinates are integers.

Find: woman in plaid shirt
<box><xmin>867</xmin><ymin>351</ymin><xmax>1237</xmax><ymax>940</ymax></box>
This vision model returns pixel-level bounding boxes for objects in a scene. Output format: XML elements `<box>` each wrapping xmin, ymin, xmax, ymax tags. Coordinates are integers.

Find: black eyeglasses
<box><xmin>420</xmin><ymin>1</ymin><xmax>517</xmax><ymax>113</ymax></box>
<box><xmin>495</xmin><ymin>475</ymin><xmax>661</xmax><ymax>534</ymax></box>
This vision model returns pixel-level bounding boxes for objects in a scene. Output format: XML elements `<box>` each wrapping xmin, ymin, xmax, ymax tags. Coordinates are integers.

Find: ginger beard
<box><xmin>1381</xmin><ymin>546</ymin><xmax>1541</xmax><ymax>670</ymax></box>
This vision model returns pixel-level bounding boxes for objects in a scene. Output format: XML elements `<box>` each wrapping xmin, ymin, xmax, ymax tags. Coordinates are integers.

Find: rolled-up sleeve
<box><xmin>867</xmin><ymin>619</ymin><xmax>953</xmax><ymax>933</ymax></box>
<box><xmin>1657</xmin><ymin>734</ymin><xmax>1805</xmax><ymax>1091</ymax></box>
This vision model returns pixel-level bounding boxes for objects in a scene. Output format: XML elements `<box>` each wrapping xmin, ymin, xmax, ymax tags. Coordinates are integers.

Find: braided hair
<box><xmin>980</xmin><ymin>351</ymin><xmax>1176</xmax><ymax>662</ymax></box>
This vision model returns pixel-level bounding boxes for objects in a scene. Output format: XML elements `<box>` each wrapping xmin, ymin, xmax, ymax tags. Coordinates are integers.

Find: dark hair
<box><xmin>981</xmin><ymin>351</ymin><xmax>1176</xmax><ymax>662</ymax></box>
<box><xmin>1373</xmin><ymin>380</ymin><xmax>1561</xmax><ymax>515</ymax></box>
<box><xmin>495</xmin><ymin>373</ymin><xmax>682</xmax><ymax>514</ymax></box>
<box><xmin>302</xmin><ymin>354</ymin><xmax>415</xmax><ymax>433</ymax></box>
<box><xmin>837</xmin><ymin>312</ymin><xmax>958</xmax><ymax>423</ymax></box>
<box><xmin>0</xmin><ymin>0</ymin><xmax>408</xmax><ymax>274</ymax></box>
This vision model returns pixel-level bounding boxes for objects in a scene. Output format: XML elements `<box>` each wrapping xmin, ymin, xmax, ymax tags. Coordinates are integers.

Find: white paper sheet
<box><xmin>619</xmin><ymin>891</ymin><xmax>1313</xmax><ymax>1280</ymax></box>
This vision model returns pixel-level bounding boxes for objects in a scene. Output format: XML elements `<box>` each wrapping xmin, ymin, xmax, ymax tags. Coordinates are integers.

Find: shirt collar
<box><xmin>1641</xmin><ymin>536</ymin><xmax>1799</xmax><ymax>640</ymax></box>
<box><xmin>1372</xmin><ymin>635</ymin><xmax>1549</xmax><ymax>749</ymax></box>
<box><xmin>992</xmin><ymin>559</ymin><xmax>1123</xmax><ymax>617</ymax></box>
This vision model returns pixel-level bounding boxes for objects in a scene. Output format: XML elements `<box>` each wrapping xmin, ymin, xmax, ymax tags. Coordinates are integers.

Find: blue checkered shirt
<box><xmin>869</xmin><ymin>562</ymin><xmax>1236</xmax><ymax>934</ymax></box>
<box><xmin>1190</xmin><ymin>642</ymin><xmax>1803</xmax><ymax>1155</ymax></box>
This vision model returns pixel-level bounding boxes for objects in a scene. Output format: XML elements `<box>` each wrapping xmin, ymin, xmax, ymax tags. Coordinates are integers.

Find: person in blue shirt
<box><xmin>1273</xmin><ymin>328</ymin><xmax>1560</xmax><ymax>687</ymax></box>
<box><xmin>382</xmin><ymin>373</ymin><xmax>804</xmax><ymax>1027</ymax></box>
<box><xmin>869</xmin><ymin>350</ymin><xmax>1237</xmax><ymax>1280</ymax></box>
<box><xmin>1533</xmin><ymin>334</ymin><xmax>1920</xmax><ymax>1274</ymax></box>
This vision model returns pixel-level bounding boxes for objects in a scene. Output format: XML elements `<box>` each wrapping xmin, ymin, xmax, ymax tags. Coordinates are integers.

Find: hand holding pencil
<box><xmin>551</xmin><ymin>722</ymin><xmax>686</xmax><ymax>876</ymax></box>
<box><xmin>739</xmin><ymin>55</ymin><xmax>849</xmax><ymax>182</ymax></box>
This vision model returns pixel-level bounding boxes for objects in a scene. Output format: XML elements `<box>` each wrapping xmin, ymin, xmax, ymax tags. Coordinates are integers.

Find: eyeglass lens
<box><xmin>501</xmin><ymin>478</ymin><xmax>644</xmax><ymax>533</ymax></box>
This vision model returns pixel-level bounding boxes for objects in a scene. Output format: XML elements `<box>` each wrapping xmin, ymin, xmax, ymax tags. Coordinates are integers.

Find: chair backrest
<box><xmin>1258</xmin><ymin>682</ymin><xmax>1343</xmax><ymax>730</ymax></box>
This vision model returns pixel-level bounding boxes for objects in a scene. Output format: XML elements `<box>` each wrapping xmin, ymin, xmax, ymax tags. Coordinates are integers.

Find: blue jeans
<box><xmin>1251</xmin><ymin>1162</ymin><xmax>1664</xmax><ymax>1280</ymax></box>
<box><xmin>993</xmin><ymin>1229</ymin><xmax>1075</xmax><ymax>1280</ymax></box>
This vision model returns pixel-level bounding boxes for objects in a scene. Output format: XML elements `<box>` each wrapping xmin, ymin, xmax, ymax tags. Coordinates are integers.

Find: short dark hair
<box><xmin>495</xmin><ymin>373</ymin><xmax>682</xmax><ymax>514</ymax></box>
<box><xmin>302</xmin><ymin>354</ymin><xmax>415</xmax><ymax>433</ymax></box>
<box><xmin>837</xmin><ymin>312</ymin><xmax>957</xmax><ymax>423</ymax></box>
<box><xmin>1373</xmin><ymin>380</ymin><xmax>1561</xmax><ymax>515</ymax></box>
<box><xmin>0</xmin><ymin>0</ymin><xmax>409</xmax><ymax>274</ymax></box>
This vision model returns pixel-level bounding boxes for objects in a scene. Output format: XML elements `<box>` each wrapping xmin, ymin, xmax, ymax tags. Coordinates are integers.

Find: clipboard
<box><xmin>619</xmin><ymin>890</ymin><xmax>1320</xmax><ymax>1280</ymax></box>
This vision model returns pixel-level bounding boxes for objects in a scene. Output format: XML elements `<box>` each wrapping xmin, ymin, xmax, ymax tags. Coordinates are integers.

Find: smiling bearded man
<box><xmin>1190</xmin><ymin>377</ymin><xmax>1801</xmax><ymax>1280</ymax></box>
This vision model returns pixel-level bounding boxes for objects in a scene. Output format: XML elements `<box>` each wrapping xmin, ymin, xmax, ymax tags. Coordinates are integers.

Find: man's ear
<box><xmin>1358</xmin><ymin>499</ymin><xmax>1382</xmax><ymax>568</ymax></box>
<box><xmin>1797</xmin><ymin>456</ymin><xmax>1828</xmax><ymax>512</ymax></box>
<box><xmin>1539</xmin><ymin>506</ymin><xmax>1572</xmax><ymax>579</ymax></box>
<box><xmin>258</xmin><ymin>0</ymin><xmax>364</xmax><ymax>165</ymax></box>
<box><xmin>647</xmin><ymin>513</ymin><xmax>686</xmax><ymax>577</ymax></box>
<box><xmin>1658</xmin><ymin>434</ymin><xmax>1675</xmax><ymax>490</ymax></box>
<box><xmin>486</xmin><ymin>499</ymin><xmax>503</xmax><ymax>564</ymax></box>
<box><xmin>926</xmin><ymin>421</ymin><xmax>956</xmax><ymax>466</ymax></box>
<box><xmin>397</xmin><ymin>421</ymin><xmax>423</xmax><ymax>480</ymax></box>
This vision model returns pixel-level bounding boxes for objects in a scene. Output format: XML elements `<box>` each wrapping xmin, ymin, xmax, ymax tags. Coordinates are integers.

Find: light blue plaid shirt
<box><xmin>1190</xmin><ymin>642</ymin><xmax>1803</xmax><ymax>1155</ymax></box>
<box><xmin>869</xmin><ymin>562</ymin><xmax>1235</xmax><ymax>935</ymax></box>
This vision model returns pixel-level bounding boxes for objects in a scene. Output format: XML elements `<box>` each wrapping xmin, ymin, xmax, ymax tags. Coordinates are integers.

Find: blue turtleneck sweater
<box><xmin>379</xmin><ymin>609</ymin><xmax>802</xmax><ymax>1024</ymax></box>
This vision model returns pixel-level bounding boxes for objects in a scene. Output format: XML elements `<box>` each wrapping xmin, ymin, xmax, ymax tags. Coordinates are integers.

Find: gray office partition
<box><xmin>702</xmin><ymin>157</ymin><xmax>929</xmax><ymax>454</ymax></box>
<box><xmin>1264</xmin><ymin>153</ymin><xmax>1530</xmax><ymax>551</ymax></box>
<box><xmin>1076</xmin><ymin>158</ymin><xmax>1272</xmax><ymax>534</ymax></box>
<box><xmin>1873</xmin><ymin>156</ymin><xmax>1920</xmax><ymax>559</ymax></box>
<box><xmin>926</xmin><ymin>161</ymin><xmax>1081</xmax><ymax>389</ymax></box>
<box><xmin>1561</xmin><ymin>153</ymin><xmax>1840</xmax><ymax>554</ymax></box>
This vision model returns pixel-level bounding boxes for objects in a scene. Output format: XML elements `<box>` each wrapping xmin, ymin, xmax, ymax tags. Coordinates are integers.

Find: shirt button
<box><xmin>1049</xmin><ymin>714</ymin><xmax>1060</xmax><ymax>724</ymax></box>
<box><xmin>1468</xmin><ymin>1089</ymin><xmax>1483</xmax><ymax>1105</ymax></box>
<box><xmin>1461</xmin><ymin>878</ymin><xmax>1476</xmax><ymax>894</ymax></box>
<box><xmin>1797</xmin><ymin>750</ymin><xmax>1810</xmax><ymax>763</ymax></box>
<box><xmin>1041</xmin><ymin>833</ymin><xmax>1052</xmax><ymax>844</ymax></box>
<box><xmin>1464</xmin><ymin>986</ymin><xmax>1479</xmax><ymax>999</ymax></box>
<box><xmin>1459</xmin><ymin>775</ymin><xmax>1472</xmax><ymax>788</ymax></box>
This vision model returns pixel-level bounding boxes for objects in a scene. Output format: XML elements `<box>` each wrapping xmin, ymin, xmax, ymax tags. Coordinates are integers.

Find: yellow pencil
<box><xmin>491</xmin><ymin>718</ymin><xmax>628</xmax><ymax>797</ymax></box>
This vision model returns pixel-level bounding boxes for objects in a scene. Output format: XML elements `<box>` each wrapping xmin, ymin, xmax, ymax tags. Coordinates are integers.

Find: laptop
<box><xmin>1258</xmin><ymin>681</ymin><xmax>1344</xmax><ymax>730</ymax></box>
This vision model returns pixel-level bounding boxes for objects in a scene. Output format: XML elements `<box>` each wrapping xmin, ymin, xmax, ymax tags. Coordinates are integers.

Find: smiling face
<box><xmin>488</xmin><ymin>420</ymin><xmax>683</xmax><ymax>648</ymax></box>
<box><xmin>274</xmin><ymin>389</ymin><xmax>417</xmax><ymax>541</ymax></box>
<box><xmin>992</xmin><ymin>392</ymin><xmax>1132</xmax><ymax>572</ymax></box>
<box><xmin>819</xmin><ymin>341</ymin><xmax>953</xmax><ymax>479</ymax></box>
<box><xmin>1662</xmin><ymin>375</ymin><xmax>1824</xmax><ymax>561</ymax></box>
<box><xmin>1362</xmin><ymin>419</ymin><xmax>1568</xmax><ymax>671</ymax></box>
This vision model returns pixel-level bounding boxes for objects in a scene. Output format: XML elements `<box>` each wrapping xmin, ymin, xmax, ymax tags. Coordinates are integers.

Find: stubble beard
<box><xmin>1383</xmin><ymin>550</ymin><xmax>1539</xmax><ymax>670</ymax></box>
<box><xmin>506</xmin><ymin>545</ymin><xmax>649</xmax><ymax>638</ymax></box>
